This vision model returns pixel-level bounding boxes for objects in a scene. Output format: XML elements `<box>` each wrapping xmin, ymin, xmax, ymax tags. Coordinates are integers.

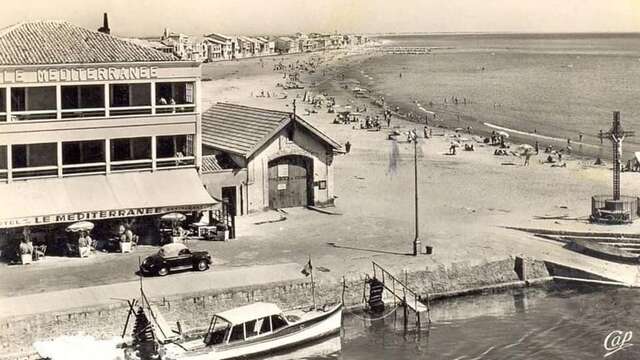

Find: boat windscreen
<box><xmin>205</xmin><ymin>317</ymin><xmax>230</xmax><ymax>346</ymax></box>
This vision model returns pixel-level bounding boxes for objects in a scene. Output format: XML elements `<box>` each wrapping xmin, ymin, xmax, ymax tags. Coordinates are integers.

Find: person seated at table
<box><xmin>18</xmin><ymin>239</ymin><xmax>33</xmax><ymax>264</ymax></box>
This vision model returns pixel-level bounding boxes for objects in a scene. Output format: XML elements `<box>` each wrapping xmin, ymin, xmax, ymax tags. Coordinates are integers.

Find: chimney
<box><xmin>98</xmin><ymin>13</ymin><xmax>110</xmax><ymax>35</ymax></box>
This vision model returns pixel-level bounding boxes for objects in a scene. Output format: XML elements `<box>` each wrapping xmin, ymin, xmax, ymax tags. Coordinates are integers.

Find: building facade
<box><xmin>275</xmin><ymin>37</ymin><xmax>300</xmax><ymax>54</ymax></box>
<box><xmin>0</xmin><ymin>20</ymin><xmax>214</xmax><ymax>251</ymax></box>
<box><xmin>200</xmin><ymin>103</ymin><xmax>340</xmax><ymax>214</ymax></box>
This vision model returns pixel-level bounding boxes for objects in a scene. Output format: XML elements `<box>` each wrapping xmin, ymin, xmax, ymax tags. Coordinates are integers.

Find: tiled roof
<box><xmin>201</xmin><ymin>155</ymin><xmax>224</xmax><ymax>173</ymax></box>
<box><xmin>201</xmin><ymin>103</ymin><xmax>340</xmax><ymax>159</ymax></box>
<box><xmin>0</xmin><ymin>20</ymin><xmax>177</xmax><ymax>65</ymax></box>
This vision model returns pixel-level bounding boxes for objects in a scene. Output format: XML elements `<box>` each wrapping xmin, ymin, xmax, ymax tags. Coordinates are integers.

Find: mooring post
<box><xmin>403</xmin><ymin>295</ymin><xmax>408</xmax><ymax>329</ymax></box>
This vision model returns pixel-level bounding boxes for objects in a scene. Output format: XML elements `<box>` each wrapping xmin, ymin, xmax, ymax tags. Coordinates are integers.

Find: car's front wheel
<box><xmin>157</xmin><ymin>267</ymin><xmax>169</xmax><ymax>276</ymax></box>
<box><xmin>196</xmin><ymin>259</ymin><xmax>209</xmax><ymax>271</ymax></box>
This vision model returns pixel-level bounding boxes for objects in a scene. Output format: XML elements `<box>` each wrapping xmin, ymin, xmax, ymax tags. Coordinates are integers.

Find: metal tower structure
<box><xmin>600</xmin><ymin>111</ymin><xmax>634</xmax><ymax>200</ymax></box>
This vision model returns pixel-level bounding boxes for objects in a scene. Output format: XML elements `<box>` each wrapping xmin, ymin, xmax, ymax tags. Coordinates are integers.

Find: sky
<box><xmin>1</xmin><ymin>0</ymin><xmax>639</xmax><ymax>37</ymax></box>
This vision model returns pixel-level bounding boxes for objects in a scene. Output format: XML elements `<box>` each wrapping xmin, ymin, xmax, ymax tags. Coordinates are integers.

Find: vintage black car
<box><xmin>140</xmin><ymin>243</ymin><xmax>211</xmax><ymax>276</ymax></box>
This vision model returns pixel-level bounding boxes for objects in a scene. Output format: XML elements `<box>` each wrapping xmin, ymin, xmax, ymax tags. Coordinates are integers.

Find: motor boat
<box><xmin>127</xmin><ymin>302</ymin><xmax>342</xmax><ymax>360</ymax></box>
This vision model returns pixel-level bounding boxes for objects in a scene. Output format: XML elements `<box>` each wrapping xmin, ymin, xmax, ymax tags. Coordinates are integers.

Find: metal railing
<box><xmin>592</xmin><ymin>195</ymin><xmax>640</xmax><ymax>220</ymax></box>
<box><xmin>372</xmin><ymin>261</ymin><xmax>425</xmax><ymax>314</ymax></box>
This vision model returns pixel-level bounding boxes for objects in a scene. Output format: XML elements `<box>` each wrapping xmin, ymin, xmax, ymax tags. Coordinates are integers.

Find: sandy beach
<box><xmin>197</xmin><ymin>49</ymin><xmax>640</xmax><ymax>281</ymax></box>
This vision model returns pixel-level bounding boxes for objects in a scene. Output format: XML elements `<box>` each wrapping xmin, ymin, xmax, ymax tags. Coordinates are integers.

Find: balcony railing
<box><xmin>62</xmin><ymin>162</ymin><xmax>107</xmax><ymax>175</ymax></box>
<box><xmin>11</xmin><ymin>110</ymin><xmax>57</xmax><ymax>121</ymax></box>
<box><xmin>155</xmin><ymin>104</ymin><xmax>196</xmax><ymax>114</ymax></box>
<box><xmin>12</xmin><ymin>165</ymin><xmax>58</xmax><ymax>179</ymax></box>
<box><xmin>61</xmin><ymin>108</ymin><xmax>106</xmax><ymax>119</ymax></box>
<box><xmin>109</xmin><ymin>106</ymin><xmax>152</xmax><ymax>116</ymax></box>
<box><xmin>110</xmin><ymin>159</ymin><xmax>153</xmax><ymax>172</ymax></box>
<box><xmin>156</xmin><ymin>156</ymin><xmax>195</xmax><ymax>169</ymax></box>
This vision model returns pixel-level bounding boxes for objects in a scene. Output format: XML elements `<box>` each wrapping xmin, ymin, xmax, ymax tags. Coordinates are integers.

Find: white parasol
<box><xmin>160</xmin><ymin>212</ymin><xmax>186</xmax><ymax>222</ymax></box>
<box><xmin>66</xmin><ymin>221</ymin><xmax>94</xmax><ymax>232</ymax></box>
<box><xmin>497</xmin><ymin>131</ymin><xmax>510</xmax><ymax>138</ymax></box>
<box><xmin>516</xmin><ymin>144</ymin><xmax>535</xmax><ymax>154</ymax></box>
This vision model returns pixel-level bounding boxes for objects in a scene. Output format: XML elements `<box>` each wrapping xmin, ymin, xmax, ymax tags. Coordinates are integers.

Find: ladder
<box><xmin>369</xmin><ymin>261</ymin><xmax>431</xmax><ymax>323</ymax></box>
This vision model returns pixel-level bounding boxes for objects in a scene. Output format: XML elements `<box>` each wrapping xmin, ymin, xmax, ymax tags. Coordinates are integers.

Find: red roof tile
<box><xmin>0</xmin><ymin>20</ymin><xmax>177</xmax><ymax>65</ymax></box>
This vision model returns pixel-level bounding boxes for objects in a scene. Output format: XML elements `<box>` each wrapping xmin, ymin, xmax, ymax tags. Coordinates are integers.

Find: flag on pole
<box><xmin>301</xmin><ymin>257</ymin><xmax>312</xmax><ymax>277</ymax></box>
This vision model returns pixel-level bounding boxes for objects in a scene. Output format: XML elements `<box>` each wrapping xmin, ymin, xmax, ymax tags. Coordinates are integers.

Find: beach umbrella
<box><xmin>516</xmin><ymin>144</ymin><xmax>535</xmax><ymax>154</ymax></box>
<box><xmin>160</xmin><ymin>212</ymin><xmax>186</xmax><ymax>222</ymax></box>
<box><xmin>454</xmin><ymin>127</ymin><xmax>464</xmax><ymax>132</ymax></box>
<box><xmin>66</xmin><ymin>221</ymin><xmax>94</xmax><ymax>232</ymax></box>
<box><xmin>497</xmin><ymin>131</ymin><xmax>510</xmax><ymax>138</ymax></box>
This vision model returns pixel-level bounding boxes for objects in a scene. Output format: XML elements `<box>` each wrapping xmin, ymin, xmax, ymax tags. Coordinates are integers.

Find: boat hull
<box><xmin>163</xmin><ymin>304</ymin><xmax>343</xmax><ymax>360</ymax></box>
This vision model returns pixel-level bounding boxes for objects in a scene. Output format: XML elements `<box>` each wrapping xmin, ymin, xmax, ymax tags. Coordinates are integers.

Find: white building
<box><xmin>0</xmin><ymin>20</ymin><xmax>214</xmax><ymax>250</ymax></box>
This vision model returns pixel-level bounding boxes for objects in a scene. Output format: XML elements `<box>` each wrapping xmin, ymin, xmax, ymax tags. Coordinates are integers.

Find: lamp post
<box><xmin>412</xmin><ymin>130</ymin><xmax>421</xmax><ymax>256</ymax></box>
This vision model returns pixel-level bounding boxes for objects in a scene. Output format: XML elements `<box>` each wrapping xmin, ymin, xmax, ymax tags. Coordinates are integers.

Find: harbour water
<box><xmin>346</xmin><ymin>33</ymin><xmax>640</xmax><ymax>157</ymax></box>
<box><xmin>305</xmin><ymin>284</ymin><xmax>640</xmax><ymax>359</ymax></box>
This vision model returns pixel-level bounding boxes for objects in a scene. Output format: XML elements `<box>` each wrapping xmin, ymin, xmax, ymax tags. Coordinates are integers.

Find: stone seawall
<box><xmin>0</xmin><ymin>256</ymin><xmax>549</xmax><ymax>359</ymax></box>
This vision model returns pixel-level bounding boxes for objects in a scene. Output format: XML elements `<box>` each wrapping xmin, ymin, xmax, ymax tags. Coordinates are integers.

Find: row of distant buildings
<box><xmin>134</xmin><ymin>30</ymin><xmax>370</xmax><ymax>62</ymax></box>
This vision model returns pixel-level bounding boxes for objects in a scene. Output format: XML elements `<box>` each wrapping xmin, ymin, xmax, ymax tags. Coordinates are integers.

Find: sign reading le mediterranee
<box><xmin>0</xmin><ymin>205</ymin><xmax>206</xmax><ymax>229</ymax></box>
<box><xmin>0</xmin><ymin>66</ymin><xmax>159</xmax><ymax>84</ymax></box>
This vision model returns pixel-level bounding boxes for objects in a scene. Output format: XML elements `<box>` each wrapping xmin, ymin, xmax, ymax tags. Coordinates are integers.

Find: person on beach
<box><xmin>523</xmin><ymin>152</ymin><xmax>532</xmax><ymax>166</ymax></box>
<box><xmin>600</xmin><ymin>129</ymin><xmax>604</xmax><ymax>144</ymax></box>
<box><xmin>579</xmin><ymin>133</ymin><xmax>583</xmax><ymax>142</ymax></box>
<box><xmin>535</xmin><ymin>141</ymin><xmax>539</xmax><ymax>154</ymax></box>
<box><xmin>345</xmin><ymin>141</ymin><xmax>351</xmax><ymax>153</ymax></box>
<box><xmin>424</xmin><ymin>126</ymin><xmax>429</xmax><ymax>139</ymax></box>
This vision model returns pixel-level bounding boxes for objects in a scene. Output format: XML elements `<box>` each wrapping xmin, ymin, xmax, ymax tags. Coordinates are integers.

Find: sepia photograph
<box><xmin>0</xmin><ymin>1</ymin><xmax>639</xmax><ymax>359</ymax></box>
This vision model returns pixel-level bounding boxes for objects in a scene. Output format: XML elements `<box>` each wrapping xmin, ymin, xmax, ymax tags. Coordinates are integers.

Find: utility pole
<box><xmin>412</xmin><ymin>130</ymin><xmax>421</xmax><ymax>256</ymax></box>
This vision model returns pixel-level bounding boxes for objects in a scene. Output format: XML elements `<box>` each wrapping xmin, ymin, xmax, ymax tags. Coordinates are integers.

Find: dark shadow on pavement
<box><xmin>327</xmin><ymin>242</ymin><xmax>413</xmax><ymax>256</ymax></box>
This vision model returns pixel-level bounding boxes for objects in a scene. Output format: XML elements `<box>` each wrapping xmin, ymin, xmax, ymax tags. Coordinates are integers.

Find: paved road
<box><xmin>0</xmin><ymin>263</ymin><xmax>304</xmax><ymax>318</ymax></box>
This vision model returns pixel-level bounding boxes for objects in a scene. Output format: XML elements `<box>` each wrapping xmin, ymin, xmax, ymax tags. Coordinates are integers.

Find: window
<box><xmin>110</xmin><ymin>137</ymin><xmax>152</xmax><ymax>161</ymax></box>
<box><xmin>0</xmin><ymin>88</ymin><xmax>5</xmax><ymax>121</ymax></box>
<box><xmin>61</xmin><ymin>85</ymin><xmax>105</xmax><ymax>118</ymax></box>
<box><xmin>156</xmin><ymin>135</ymin><xmax>195</xmax><ymax>168</ymax></box>
<box><xmin>11</xmin><ymin>87</ymin><xmax>56</xmax><ymax>120</ymax></box>
<box><xmin>259</xmin><ymin>316</ymin><xmax>271</xmax><ymax>334</ymax></box>
<box><xmin>62</xmin><ymin>140</ymin><xmax>105</xmax><ymax>165</ymax></box>
<box><xmin>156</xmin><ymin>135</ymin><xmax>194</xmax><ymax>158</ymax></box>
<box><xmin>12</xmin><ymin>143</ymin><xmax>57</xmax><ymax>168</ymax></box>
<box><xmin>109</xmin><ymin>83</ymin><xmax>151</xmax><ymax>115</ymax></box>
<box><xmin>155</xmin><ymin>82</ymin><xmax>195</xmax><ymax>113</ymax></box>
<box><xmin>62</xmin><ymin>140</ymin><xmax>106</xmax><ymax>175</ymax></box>
<box><xmin>228</xmin><ymin>325</ymin><xmax>244</xmax><ymax>343</ymax></box>
<box><xmin>270</xmin><ymin>315</ymin><xmax>287</xmax><ymax>331</ymax></box>
<box><xmin>245</xmin><ymin>320</ymin><xmax>259</xmax><ymax>338</ymax></box>
<box><xmin>0</xmin><ymin>145</ymin><xmax>6</xmax><ymax>180</ymax></box>
<box><xmin>11</xmin><ymin>143</ymin><xmax>58</xmax><ymax>179</ymax></box>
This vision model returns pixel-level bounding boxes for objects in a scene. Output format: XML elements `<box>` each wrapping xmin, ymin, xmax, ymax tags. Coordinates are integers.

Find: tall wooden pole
<box><xmin>309</xmin><ymin>255</ymin><xmax>316</xmax><ymax>309</ymax></box>
<box><xmin>413</xmin><ymin>135</ymin><xmax>421</xmax><ymax>256</ymax></box>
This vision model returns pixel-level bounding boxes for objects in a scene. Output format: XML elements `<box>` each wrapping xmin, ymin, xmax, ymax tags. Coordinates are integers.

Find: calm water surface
<box><xmin>307</xmin><ymin>285</ymin><xmax>640</xmax><ymax>360</ymax></box>
<box><xmin>345</xmin><ymin>33</ymin><xmax>640</xmax><ymax>157</ymax></box>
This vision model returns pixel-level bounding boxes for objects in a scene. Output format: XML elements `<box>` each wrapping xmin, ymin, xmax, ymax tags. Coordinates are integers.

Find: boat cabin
<box><xmin>204</xmin><ymin>302</ymin><xmax>290</xmax><ymax>346</ymax></box>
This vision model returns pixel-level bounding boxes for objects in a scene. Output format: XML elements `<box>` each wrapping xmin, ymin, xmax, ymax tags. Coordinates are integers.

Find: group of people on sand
<box><xmin>443</xmin><ymin>96</ymin><xmax>470</xmax><ymax>106</ymax></box>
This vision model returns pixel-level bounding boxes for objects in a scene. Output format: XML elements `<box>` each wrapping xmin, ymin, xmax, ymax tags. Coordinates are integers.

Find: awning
<box><xmin>0</xmin><ymin>169</ymin><xmax>216</xmax><ymax>229</ymax></box>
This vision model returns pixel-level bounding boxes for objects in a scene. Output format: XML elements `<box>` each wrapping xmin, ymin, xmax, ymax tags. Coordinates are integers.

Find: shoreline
<box><xmin>313</xmin><ymin>49</ymin><xmax>638</xmax><ymax>164</ymax></box>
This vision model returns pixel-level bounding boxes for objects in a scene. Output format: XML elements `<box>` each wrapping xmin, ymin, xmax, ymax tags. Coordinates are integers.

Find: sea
<box><xmin>344</xmin><ymin>33</ymin><xmax>640</xmax><ymax>159</ymax></box>
<box><xmin>303</xmin><ymin>284</ymin><xmax>640</xmax><ymax>360</ymax></box>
